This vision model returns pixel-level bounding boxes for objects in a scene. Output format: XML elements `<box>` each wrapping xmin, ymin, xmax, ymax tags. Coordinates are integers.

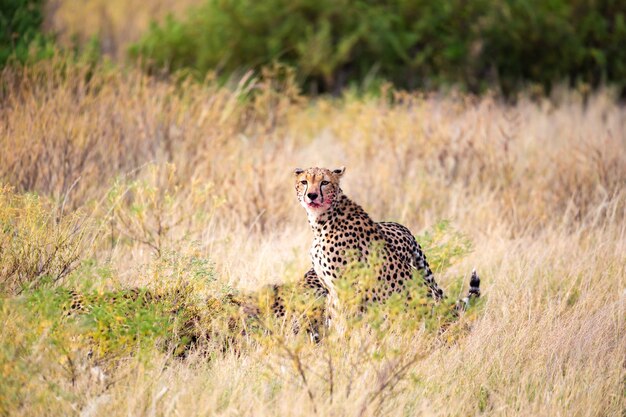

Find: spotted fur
<box><xmin>294</xmin><ymin>166</ymin><xmax>479</xmax><ymax>313</ymax></box>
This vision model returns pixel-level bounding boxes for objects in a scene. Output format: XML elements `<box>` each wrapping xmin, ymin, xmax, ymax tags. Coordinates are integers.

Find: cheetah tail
<box><xmin>468</xmin><ymin>268</ymin><xmax>481</xmax><ymax>298</ymax></box>
<box><xmin>456</xmin><ymin>269</ymin><xmax>481</xmax><ymax>311</ymax></box>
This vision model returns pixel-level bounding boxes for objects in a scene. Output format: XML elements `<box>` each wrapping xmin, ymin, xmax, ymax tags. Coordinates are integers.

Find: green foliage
<box><xmin>0</xmin><ymin>0</ymin><xmax>55</xmax><ymax>66</ymax></box>
<box><xmin>131</xmin><ymin>0</ymin><xmax>626</xmax><ymax>96</ymax></box>
<box><xmin>479</xmin><ymin>0</ymin><xmax>626</xmax><ymax>95</ymax></box>
<box><xmin>417</xmin><ymin>220</ymin><xmax>473</xmax><ymax>273</ymax></box>
<box><xmin>0</xmin><ymin>284</ymin><xmax>181</xmax><ymax>414</ymax></box>
<box><xmin>69</xmin><ymin>288</ymin><xmax>175</xmax><ymax>361</ymax></box>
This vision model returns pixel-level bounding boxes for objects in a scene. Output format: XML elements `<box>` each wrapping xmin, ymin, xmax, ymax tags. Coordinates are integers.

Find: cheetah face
<box><xmin>294</xmin><ymin>167</ymin><xmax>345</xmax><ymax>217</ymax></box>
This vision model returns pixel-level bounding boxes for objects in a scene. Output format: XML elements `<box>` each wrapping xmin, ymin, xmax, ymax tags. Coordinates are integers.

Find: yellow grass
<box><xmin>0</xmin><ymin>60</ymin><xmax>625</xmax><ymax>416</ymax></box>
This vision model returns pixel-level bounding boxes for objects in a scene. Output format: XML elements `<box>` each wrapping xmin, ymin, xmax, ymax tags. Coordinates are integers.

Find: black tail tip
<box><xmin>468</xmin><ymin>268</ymin><xmax>480</xmax><ymax>297</ymax></box>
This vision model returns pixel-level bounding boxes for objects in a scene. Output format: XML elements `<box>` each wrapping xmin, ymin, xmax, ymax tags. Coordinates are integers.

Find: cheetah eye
<box><xmin>300</xmin><ymin>180</ymin><xmax>307</xmax><ymax>185</ymax></box>
<box><xmin>321</xmin><ymin>180</ymin><xmax>329</xmax><ymax>186</ymax></box>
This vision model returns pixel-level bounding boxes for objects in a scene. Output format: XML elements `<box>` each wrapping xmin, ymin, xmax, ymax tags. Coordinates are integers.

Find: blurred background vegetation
<box><xmin>2</xmin><ymin>0</ymin><xmax>626</xmax><ymax>96</ymax></box>
<box><xmin>0</xmin><ymin>0</ymin><xmax>55</xmax><ymax>65</ymax></box>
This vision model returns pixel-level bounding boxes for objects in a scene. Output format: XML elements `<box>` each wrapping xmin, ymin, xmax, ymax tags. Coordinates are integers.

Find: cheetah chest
<box><xmin>309</xmin><ymin>232</ymin><xmax>374</xmax><ymax>296</ymax></box>
<box><xmin>310</xmin><ymin>237</ymin><xmax>340</xmax><ymax>296</ymax></box>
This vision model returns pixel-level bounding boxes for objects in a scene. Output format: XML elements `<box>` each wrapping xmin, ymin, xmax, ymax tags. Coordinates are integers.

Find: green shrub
<box><xmin>479</xmin><ymin>0</ymin><xmax>626</xmax><ymax>95</ymax></box>
<box><xmin>0</xmin><ymin>0</ymin><xmax>55</xmax><ymax>66</ymax></box>
<box><xmin>0</xmin><ymin>285</ymin><xmax>180</xmax><ymax>415</ymax></box>
<box><xmin>131</xmin><ymin>0</ymin><xmax>626</xmax><ymax>96</ymax></box>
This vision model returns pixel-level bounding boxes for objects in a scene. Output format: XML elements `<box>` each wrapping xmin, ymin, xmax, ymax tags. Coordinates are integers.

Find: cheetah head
<box><xmin>294</xmin><ymin>167</ymin><xmax>345</xmax><ymax>217</ymax></box>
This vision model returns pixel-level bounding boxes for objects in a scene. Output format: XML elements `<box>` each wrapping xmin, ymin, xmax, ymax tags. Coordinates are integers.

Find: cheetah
<box><xmin>293</xmin><ymin>166</ymin><xmax>480</xmax><ymax>316</ymax></box>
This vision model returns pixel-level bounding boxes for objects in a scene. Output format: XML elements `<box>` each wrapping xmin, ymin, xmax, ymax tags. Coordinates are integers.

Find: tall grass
<box><xmin>0</xmin><ymin>60</ymin><xmax>625</xmax><ymax>416</ymax></box>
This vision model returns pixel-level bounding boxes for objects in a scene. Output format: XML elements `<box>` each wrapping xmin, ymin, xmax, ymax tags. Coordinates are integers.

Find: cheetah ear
<box><xmin>293</xmin><ymin>168</ymin><xmax>304</xmax><ymax>175</ymax></box>
<box><xmin>333</xmin><ymin>166</ymin><xmax>346</xmax><ymax>177</ymax></box>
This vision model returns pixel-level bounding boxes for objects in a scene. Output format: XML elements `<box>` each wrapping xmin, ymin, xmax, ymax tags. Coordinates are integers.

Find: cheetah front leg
<box><xmin>298</xmin><ymin>267</ymin><xmax>331</xmax><ymax>340</ymax></box>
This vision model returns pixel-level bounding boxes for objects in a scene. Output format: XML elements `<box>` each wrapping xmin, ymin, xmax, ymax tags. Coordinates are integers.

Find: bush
<box><xmin>0</xmin><ymin>0</ymin><xmax>55</xmax><ymax>66</ymax></box>
<box><xmin>480</xmin><ymin>0</ymin><xmax>626</xmax><ymax>96</ymax></box>
<box><xmin>130</xmin><ymin>0</ymin><xmax>626</xmax><ymax>96</ymax></box>
<box><xmin>0</xmin><ymin>285</ymin><xmax>180</xmax><ymax>415</ymax></box>
<box><xmin>0</xmin><ymin>185</ymin><xmax>88</xmax><ymax>295</ymax></box>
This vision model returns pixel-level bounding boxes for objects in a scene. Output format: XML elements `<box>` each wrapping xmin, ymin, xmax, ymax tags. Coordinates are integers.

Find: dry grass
<box><xmin>0</xmin><ymin>60</ymin><xmax>625</xmax><ymax>416</ymax></box>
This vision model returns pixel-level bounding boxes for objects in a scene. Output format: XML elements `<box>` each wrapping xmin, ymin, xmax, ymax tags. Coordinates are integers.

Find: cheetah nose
<box><xmin>307</xmin><ymin>192</ymin><xmax>318</xmax><ymax>201</ymax></box>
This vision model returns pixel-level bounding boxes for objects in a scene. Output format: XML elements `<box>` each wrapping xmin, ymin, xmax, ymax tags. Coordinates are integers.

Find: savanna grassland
<box><xmin>1</xmin><ymin>20</ymin><xmax>626</xmax><ymax>414</ymax></box>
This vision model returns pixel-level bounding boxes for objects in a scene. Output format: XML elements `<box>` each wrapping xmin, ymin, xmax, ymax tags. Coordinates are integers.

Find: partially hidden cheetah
<box><xmin>294</xmin><ymin>166</ymin><xmax>480</xmax><ymax>316</ymax></box>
